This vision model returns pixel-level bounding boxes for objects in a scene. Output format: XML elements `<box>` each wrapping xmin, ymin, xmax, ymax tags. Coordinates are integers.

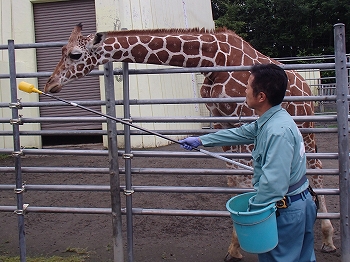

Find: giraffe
<box><xmin>44</xmin><ymin>24</ymin><xmax>336</xmax><ymax>261</ymax></box>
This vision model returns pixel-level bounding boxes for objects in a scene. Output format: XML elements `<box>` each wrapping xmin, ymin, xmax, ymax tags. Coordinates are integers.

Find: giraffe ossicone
<box><xmin>45</xmin><ymin>24</ymin><xmax>336</xmax><ymax>261</ymax></box>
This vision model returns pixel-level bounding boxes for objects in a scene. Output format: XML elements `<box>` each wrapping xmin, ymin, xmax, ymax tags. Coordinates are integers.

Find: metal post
<box><xmin>8</xmin><ymin>39</ymin><xmax>26</xmax><ymax>261</ymax></box>
<box><xmin>334</xmin><ymin>23</ymin><xmax>350</xmax><ymax>262</ymax></box>
<box><xmin>104</xmin><ymin>62</ymin><xmax>124</xmax><ymax>262</ymax></box>
<box><xmin>122</xmin><ymin>62</ymin><xmax>134</xmax><ymax>261</ymax></box>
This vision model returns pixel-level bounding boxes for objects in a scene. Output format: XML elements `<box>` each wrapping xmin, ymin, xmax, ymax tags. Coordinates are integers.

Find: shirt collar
<box><xmin>256</xmin><ymin>104</ymin><xmax>283</xmax><ymax>129</ymax></box>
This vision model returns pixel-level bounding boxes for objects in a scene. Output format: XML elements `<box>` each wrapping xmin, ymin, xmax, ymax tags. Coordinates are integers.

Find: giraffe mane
<box><xmin>100</xmin><ymin>27</ymin><xmax>233</xmax><ymax>37</ymax></box>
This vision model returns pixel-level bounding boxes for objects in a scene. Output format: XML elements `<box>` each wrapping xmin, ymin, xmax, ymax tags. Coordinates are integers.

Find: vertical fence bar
<box><xmin>8</xmin><ymin>39</ymin><xmax>26</xmax><ymax>261</ymax></box>
<box><xmin>334</xmin><ymin>23</ymin><xmax>350</xmax><ymax>262</ymax></box>
<box><xmin>122</xmin><ymin>62</ymin><xmax>134</xmax><ymax>262</ymax></box>
<box><xmin>104</xmin><ymin>62</ymin><xmax>124</xmax><ymax>262</ymax></box>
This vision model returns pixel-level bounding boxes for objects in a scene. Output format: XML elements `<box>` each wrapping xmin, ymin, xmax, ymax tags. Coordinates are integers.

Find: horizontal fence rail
<box><xmin>0</xmin><ymin>27</ymin><xmax>349</xmax><ymax>262</ymax></box>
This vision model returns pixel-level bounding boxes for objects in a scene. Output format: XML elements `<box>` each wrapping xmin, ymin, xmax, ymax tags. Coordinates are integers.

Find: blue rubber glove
<box><xmin>179</xmin><ymin>137</ymin><xmax>202</xmax><ymax>150</ymax></box>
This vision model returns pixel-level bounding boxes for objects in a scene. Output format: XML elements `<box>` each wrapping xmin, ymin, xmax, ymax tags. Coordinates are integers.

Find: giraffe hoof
<box><xmin>321</xmin><ymin>243</ymin><xmax>337</xmax><ymax>253</ymax></box>
<box><xmin>224</xmin><ymin>252</ymin><xmax>242</xmax><ymax>262</ymax></box>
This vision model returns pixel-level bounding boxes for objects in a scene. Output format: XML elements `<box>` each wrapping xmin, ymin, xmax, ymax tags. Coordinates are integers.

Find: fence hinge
<box><xmin>9</xmin><ymin>99</ymin><xmax>22</xmax><ymax>109</ymax></box>
<box><xmin>12</xmin><ymin>149</ymin><xmax>24</xmax><ymax>157</ymax></box>
<box><xmin>124</xmin><ymin>189</ymin><xmax>135</xmax><ymax>196</ymax></box>
<box><xmin>14</xmin><ymin>204</ymin><xmax>29</xmax><ymax>215</ymax></box>
<box><xmin>10</xmin><ymin>115</ymin><xmax>23</xmax><ymax>125</ymax></box>
<box><xmin>14</xmin><ymin>183</ymin><xmax>26</xmax><ymax>194</ymax></box>
<box><xmin>114</xmin><ymin>67</ymin><xmax>123</xmax><ymax>82</ymax></box>
<box><xmin>123</xmin><ymin>153</ymin><xmax>134</xmax><ymax>159</ymax></box>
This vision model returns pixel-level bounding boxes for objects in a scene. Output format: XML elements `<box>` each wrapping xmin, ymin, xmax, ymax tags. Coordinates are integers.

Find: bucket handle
<box><xmin>234</xmin><ymin>210</ymin><xmax>276</xmax><ymax>226</ymax></box>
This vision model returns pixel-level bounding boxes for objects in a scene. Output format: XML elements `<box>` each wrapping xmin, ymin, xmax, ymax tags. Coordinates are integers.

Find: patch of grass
<box><xmin>64</xmin><ymin>247</ymin><xmax>89</xmax><ymax>256</ymax></box>
<box><xmin>105</xmin><ymin>244</ymin><xmax>111</xmax><ymax>252</ymax></box>
<box><xmin>0</xmin><ymin>154</ymin><xmax>11</xmax><ymax>160</ymax></box>
<box><xmin>0</xmin><ymin>247</ymin><xmax>91</xmax><ymax>262</ymax></box>
<box><xmin>0</xmin><ymin>255</ymin><xmax>85</xmax><ymax>262</ymax></box>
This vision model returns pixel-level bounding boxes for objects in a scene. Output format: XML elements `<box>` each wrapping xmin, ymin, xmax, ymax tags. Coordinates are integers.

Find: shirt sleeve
<box><xmin>251</xmin><ymin>131</ymin><xmax>294</xmax><ymax>206</ymax></box>
<box><xmin>199</xmin><ymin>122</ymin><xmax>256</xmax><ymax>147</ymax></box>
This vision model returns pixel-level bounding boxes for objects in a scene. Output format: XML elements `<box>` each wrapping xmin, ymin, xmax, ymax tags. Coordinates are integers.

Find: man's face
<box><xmin>245</xmin><ymin>75</ymin><xmax>260</xmax><ymax>109</ymax></box>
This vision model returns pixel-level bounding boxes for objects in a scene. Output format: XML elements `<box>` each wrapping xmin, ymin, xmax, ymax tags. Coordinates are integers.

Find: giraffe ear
<box><xmin>86</xmin><ymin>33</ymin><xmax>106</xmax><ymax>51</ymax></box>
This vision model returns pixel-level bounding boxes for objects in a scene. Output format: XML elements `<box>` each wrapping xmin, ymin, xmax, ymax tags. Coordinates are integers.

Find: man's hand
<box><xmin>179</xmin><ymin>137</ymin><xmax>202</xmax><ymax>150</ymax></box>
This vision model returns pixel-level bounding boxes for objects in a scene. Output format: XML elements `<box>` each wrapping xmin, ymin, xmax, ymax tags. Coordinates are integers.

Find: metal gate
<box><xmin>0</xmin><ymin>24</ymin><xmax>349</xmax><ymax>262</ymax></box>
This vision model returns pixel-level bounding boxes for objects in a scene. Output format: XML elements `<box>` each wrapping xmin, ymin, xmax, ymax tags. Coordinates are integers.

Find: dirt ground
<box><xmin>0</xmin><ymin>132</ymin><xmax>343</xmax><ymax>262</ymax></box>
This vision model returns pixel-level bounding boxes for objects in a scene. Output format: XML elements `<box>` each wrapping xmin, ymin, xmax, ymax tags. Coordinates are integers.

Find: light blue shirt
<box><xmin>200</xmin><ymin>104</ymin><xmax>308</xmax><ymax>207</ymax></box>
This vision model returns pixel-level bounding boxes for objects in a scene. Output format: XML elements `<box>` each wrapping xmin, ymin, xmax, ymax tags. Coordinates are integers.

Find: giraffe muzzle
<box><xmin>44</xmin><ymin>80</ymin><xmax>62</xmax><ymax>93</ymax></box>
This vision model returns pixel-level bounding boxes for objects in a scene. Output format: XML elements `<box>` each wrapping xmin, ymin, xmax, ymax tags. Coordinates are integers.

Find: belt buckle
<box><xmin>276</xmin><ymin>196</ymin><xmax>288</xmax><ymax>209</ymax></box>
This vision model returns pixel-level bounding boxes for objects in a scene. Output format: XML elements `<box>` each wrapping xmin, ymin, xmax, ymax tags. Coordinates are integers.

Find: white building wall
<box><xmin>0</xmin><ymin>0</ymin><xmax>214</xmax><ymax>148</ymax></box>
<box><xmin>0</xmin><ymin>0</ymin><xmax>41</xmax><ymax>149</ymax></box>
<box><xmin>96</xmin><ymin>0</ymin><xmax>215</xmax><ymax>148</ymax></box>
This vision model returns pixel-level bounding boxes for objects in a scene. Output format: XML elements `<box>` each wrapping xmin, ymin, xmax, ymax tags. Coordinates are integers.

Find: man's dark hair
<box><xmin>250</xmin><ymin>63</ymin><xmax>288</xmax><ymax>106</ymax></box>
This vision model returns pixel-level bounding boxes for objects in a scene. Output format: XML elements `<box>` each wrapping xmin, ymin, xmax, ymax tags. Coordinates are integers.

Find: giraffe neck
<box><xmin>94</xmin><ymin>30</ymin><xmax>230</xmax><ymax>68</ymax></box>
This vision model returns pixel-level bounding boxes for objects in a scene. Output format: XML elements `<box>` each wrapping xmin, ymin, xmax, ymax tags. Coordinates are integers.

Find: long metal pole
<box><xmin>122</xmin><ymin>62</ymin><xmax>134</xmax><ymax>261</ymax></box>
<box><xmin>334</xmin><ymin>23</ymin><xmax>350</xmax><ymax>262</ymax></box>
<box><xmin>0</xmin><ymin>205</ymin><xmax>340</xmax><ymax>219</ymax></box>
<box><xmin>8</xmin><ymin>39</ymin><xmax>26</xmax><ymax>261</ymax></box>
<box><xmin>104</xmin><ymin>62</ymin><xmax>124</xmax><ymax>262</ymax></box>
<box><xmin>33</xmin><ymin>92</ymin><xmax>253</xmax><ymax>170</ymax></box>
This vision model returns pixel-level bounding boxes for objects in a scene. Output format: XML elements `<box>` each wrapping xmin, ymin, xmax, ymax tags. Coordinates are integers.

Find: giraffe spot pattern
<box><xmin>181</xmin><ymin>35</ymin><xmax>199</xmax><ymax>41</ymax></box>
<box><xmin>169</xmin><ymin>54</ymin><xmax>185</xmax><ymax>66</ymax></box>
<box><xmin>149</xmin><ymin>38</ymin><xmax>164</xmax><ymax>50</ymax></box>
<box><xmin>104</xmin><ymin>37</ymin><xmax>115</xmax><ymax>45</ymax></box>
<box><xmin>112</xmin><ymin>51</ymin><xmax>122</xmax><ymax>60</ymax></box>
<box><xmin>128</xmin><ymin>36</ymin><xmax>138</xmax><ymax>45</ymax></box>
<box><xmin>119</xmin><ymin>37</ymin><xmax>129</xmax><ymax>49</ymax></box>
<box><xmin>166</xmin><ymin>37</ymin><xmax>182</xmax><ymax>53</ymax></box>
<box><xmin>154</xmin><ymin>50</ymin><xmax>169</xmax><ymax>63</ymax></box>
<box><xmin>104</xmin><ymin>45</ymin><xmax>113</xmax><ymax>52</ymax></box>
<box><xmin>186</xmin><ymin>57</ymin><xmax>201</xmax><ymax>67</ymax></box>
<box><xmin>183</xmin><ymin>41</ymin><xmax>200</xmax><ymax>55</ymax></box>
<box><xmin>131</xmin><ymin>44</ymin><xmax>148</xmax><ymax>62</ymax></box>
<box><xmin>140</xmin><ymin>36</ymin><xmax>152</xmax><ymax>44</ymax></box>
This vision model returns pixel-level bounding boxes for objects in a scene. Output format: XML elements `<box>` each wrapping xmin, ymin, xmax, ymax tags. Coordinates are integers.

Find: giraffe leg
<box><xmin>225</xmin><ymin>170</ymin><xmax>252</xmax><ymax>262</ymax></box>
<box><xmin>309</xmin><ymin>171</ymin><xmax>337</xmax><ymax>253</ymax></box>
<box><xmin>224</xmin><ymin>228</ymin><xmax>243</xmax><ymax>262</ymax></box>
<box><xmin>318</xmin><ymin>195</ymin><xmax>337</xmax><ymax>253</ymax></box>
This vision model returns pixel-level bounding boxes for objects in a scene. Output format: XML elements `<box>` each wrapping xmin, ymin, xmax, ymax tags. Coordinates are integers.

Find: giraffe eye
<box><xmin>69</xmin><ymin>53</ymin><xmax>82</xmax><ymax>60</ymax></box>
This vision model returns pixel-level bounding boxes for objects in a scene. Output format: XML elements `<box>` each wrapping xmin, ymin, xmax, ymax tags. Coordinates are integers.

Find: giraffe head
<box><xmin>44</xmin><ymin>23</ymin><xmax>106</xmax><ymax>93</ymax></box>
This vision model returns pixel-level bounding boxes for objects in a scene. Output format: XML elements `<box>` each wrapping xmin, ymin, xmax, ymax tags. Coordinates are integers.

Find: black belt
<box><xmin>288</xmin><ymin>188</ymin><xmax>309</xmax><ymax>204</ymax></box>
<box><xmin>287</xmin><ymin>174</ymin><xmax>307</xmax><ymax>194</ymax></box>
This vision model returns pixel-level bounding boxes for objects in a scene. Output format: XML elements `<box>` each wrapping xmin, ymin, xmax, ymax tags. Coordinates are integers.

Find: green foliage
<box><xmin>64</xmin><ymin>247</ymin><xmax>89</xmax><ymax>255</ymax></box>
<box><xmin>211</xmin><ymin>0</ymin><xmax>350</xmax><ymax>58</ymax></box>
<box><xmin>0</xmin><ymin>154</ymin><xmax>11</xmax><ymax>160</ymax></box>
<box><xmin>0</xmin><ymin>247</ymin><xmax>90</xmax><ymax>262</ymax></box>
<box><xmin>320</xmin><ymin>70</ymin><xmax>336</xmax><ymax>84</ymax></box>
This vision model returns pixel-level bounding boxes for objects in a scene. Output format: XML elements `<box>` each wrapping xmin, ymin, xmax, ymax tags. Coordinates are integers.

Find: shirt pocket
<box><xmin>252</xmin><ymin>149</ymin><xmax>262</xmax><ymax>167</ymax></box>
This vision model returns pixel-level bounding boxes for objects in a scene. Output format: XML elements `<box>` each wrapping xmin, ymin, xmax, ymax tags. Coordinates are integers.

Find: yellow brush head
<box><xmin>18</xmin><ymin>81</ymin><xmax>43</xmax><ymax>94</ymax></box>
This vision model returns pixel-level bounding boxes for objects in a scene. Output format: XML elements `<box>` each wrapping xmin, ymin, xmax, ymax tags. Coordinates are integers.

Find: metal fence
<box><xmin>0</xmin><ymin>24</ymin><xmax>349</xmax><ymax>262</ymax></box>
<box><xmin>317</xmin><ymin>84</ymin><xmax>338</xmax><ymax>113</ymax></box>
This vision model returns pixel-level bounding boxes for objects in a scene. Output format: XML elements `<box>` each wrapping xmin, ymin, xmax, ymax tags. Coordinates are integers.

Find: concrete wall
<box><xmin>0</xmin><ymin>0</ymin><xmax>215</xmax><ymax>148</ymax></box>
<box><xmin>97</xmin><ymin>0</ymin><xmax>215</xmax><ymax>148</ymax></box>
<box><xmin>0</xmin><ymin>0</ymin><xmax>41</xmax><ymax>148</ymax></box>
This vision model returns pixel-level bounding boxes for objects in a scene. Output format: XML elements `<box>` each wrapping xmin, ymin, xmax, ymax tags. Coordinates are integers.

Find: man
<box><xmin>179</xmin><ymin>64</ymin><xmax>317</xmax><ymax>262</ymax></box>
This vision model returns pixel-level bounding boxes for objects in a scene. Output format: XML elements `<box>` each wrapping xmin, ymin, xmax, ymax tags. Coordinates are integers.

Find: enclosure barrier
<box><xmin>0</xmin><ymin>24</ymin><xmax>349</xmax><ymax>262</ymax></box>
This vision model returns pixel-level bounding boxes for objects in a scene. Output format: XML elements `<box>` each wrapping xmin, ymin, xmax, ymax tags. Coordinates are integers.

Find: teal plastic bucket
<box><xmin>226</xmin><ymin>192</ymin><xmax>278</xmax><ymax>254</ymax></box>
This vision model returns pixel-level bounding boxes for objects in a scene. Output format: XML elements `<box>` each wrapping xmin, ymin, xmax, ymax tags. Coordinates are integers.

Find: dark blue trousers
<box><xmin>258</xmin><ymin>191</ymin><xmax>317</xmax><ymax>262</ymax></box>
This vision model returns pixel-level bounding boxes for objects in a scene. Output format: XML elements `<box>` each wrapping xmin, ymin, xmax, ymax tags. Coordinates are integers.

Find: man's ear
<box><xmin>258</xmin><ymin>92</ymin><xmax>267</xmax><ymax>102</ymax></box>
<box><xmin>86</xmin><ymin>32</ymin><xmax>106</xmax><ymax>51</ymax></box>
